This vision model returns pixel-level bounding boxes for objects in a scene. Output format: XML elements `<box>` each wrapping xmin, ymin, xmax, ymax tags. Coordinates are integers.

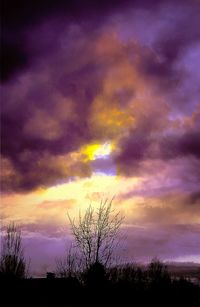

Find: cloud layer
<box><xmin>1</xmin><ymin>0</ymin><xmax>200</xmax><ymax>271</ymax></box>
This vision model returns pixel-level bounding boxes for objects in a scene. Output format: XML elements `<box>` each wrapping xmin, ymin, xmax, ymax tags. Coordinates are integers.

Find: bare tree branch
<box><xmin>67</xmin><ymin>198</ymin><xmax>123</xmax><ymax>269</ymax></box>
<box><xmin>0</xmin><ymin>223</ymin><xmax>28</xmax><ymax>279</ymax></box>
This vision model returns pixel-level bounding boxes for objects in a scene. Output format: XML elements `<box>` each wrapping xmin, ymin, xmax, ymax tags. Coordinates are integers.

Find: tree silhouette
<box><xmin>83</xmin><ymin>261</ymin><xmax>107</xmax><ymax>288</ymax></box>
<box><xmin>148</xmin><ymin>258</ymin><xmax>170</xmax><ymax>284</ymax></box>
<box><xmin>56</xmin><ymin>245</ymin><xmax>82</xmax><ymax>278</ymax></box>
<box><xmin>0</xmin><ymin>223</ymin><xmax>27</xmax><ymax>279</ymax></box>
<box><xmin>68</xmin><ymin>198</ymin><xmax>123</xmax><ymax>269</ymax></box>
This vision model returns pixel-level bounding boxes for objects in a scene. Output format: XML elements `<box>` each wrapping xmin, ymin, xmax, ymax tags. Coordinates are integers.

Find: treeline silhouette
<box><xmin>1</xmin><ymin>201</ymin><xmax>200</xmax><ymax>306</ymax></box>
<box><xmin>1</xmin><ymin>260</ymin><xmax>200</xmax><ymax>307</ymax></box>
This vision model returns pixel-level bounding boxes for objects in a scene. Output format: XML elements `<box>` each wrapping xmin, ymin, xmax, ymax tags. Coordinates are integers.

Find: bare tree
<box><xmin>56</xmin><ymin>244</ymin><xmax>82</xmax><ymax>278</ymax></box>
<box><xmin>0</xmin><ymin>223</ymin><xmax>27</xmax><ymax>278</ymax></box>
<box><xmin>68</xmin><ymin>198</ymin><xmax>123</xmax><ymax>269</ymax></box>
<box><xmin>147</xmin><ymin>258</ymin><xmax>170</xmax><ymax>283</ymax></box>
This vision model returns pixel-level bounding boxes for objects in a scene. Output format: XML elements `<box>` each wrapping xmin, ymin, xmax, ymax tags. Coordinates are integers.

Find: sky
<box><xmin>1</xmin><ymin>0</ymin><xmax>200</xmax><ymax>275</ymax></box>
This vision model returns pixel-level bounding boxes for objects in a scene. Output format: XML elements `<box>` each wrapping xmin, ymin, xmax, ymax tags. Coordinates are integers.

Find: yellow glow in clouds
<box><xmin>82</xmin><ymin>142</ymin><xmax>113</xmax><ymax>160</ymax></box>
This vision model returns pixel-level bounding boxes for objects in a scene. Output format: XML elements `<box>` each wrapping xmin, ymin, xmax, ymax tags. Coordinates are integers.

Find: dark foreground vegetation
<box><xmin>1</xmin><ymin>204</ymin><xmax>200</xmax><ymax>306</ymax></box>
<box><xmin>1</xmin><ymin>261</ymin><xmax>200</xmax><ymax>307</ymax></box>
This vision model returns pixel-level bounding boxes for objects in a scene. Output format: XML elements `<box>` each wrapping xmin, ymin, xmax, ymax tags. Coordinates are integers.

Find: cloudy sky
<box><xmin>1</xmin><ymin>0</ymin><xmax>200</xmax><ymax>274</ymax></box>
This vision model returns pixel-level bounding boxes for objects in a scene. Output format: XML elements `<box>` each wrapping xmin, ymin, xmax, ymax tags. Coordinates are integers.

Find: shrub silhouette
<box><xmin>0</xmin><ymin>223</ymin><xmax>27</xmax><ymax>279</ymax></box>
<box><xmin>83</xmin><ymin>262</ymin><xmax>107</xmax><ymax>287</ymax></box>
<box><xmin>0</xmin><ymin>254</ymin><xmax>25</xmax><ymax>279</ymax></box>
<box><xmin>147</xmin><ymin>258</ymin><xmax>170</xmax><ymax>284</ymax></box>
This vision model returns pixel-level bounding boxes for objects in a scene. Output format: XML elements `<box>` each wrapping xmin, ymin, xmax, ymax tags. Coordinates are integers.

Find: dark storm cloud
<box><xmin>2</xmin><ymin>0</ymin><xmax>171</xmax><ymax>31</ymax></box>
<box><xmin>115</xmin><ymin>120</ymin><xmax>200</xmax><ymax>177</ymax></box>
<box><xmin>138</xmin><ymin>1</ymin><xmax>200</xmax><ymax>92</ymax></box>
<box><xmin>114</xmin><ymin>130</ymin><xmax>151</xmax><ymax>175</ymax></box>
<box><xmin>187</xmin><ymin>191</ymin><xmax>200</xmax><ymax>206</ymax></box>
<box><xmin>1</xmin><ymin>24</ymin><xmax>106</xmax><ymax>191</ymax></box>
<box><xmin>0</xmin><ymin>0</ymin><xmax>126</xmax><ymax>81</ymax></box>
<box><xmin>1</xmin><ymin>39</ymin><xmax>28</xmax><ymax>82</ymax></box>
<box><xmin>159</xmin><ymin>130</ymin><xmax>200</xmax><ymax>160</ymax></box>
<box><xmin>1</xmin><ymin>0</ymin><xmax>102</xmax><ymax>82</ymax></box>
<box><xmin>1</xmin><ymin>0</ymin><xmax>107</xmax><ymax>82</ymax></box>
<box><xmin>1</xmin><ymin>59</ymin><xmax>102</xmax><ymax>159</ymax></box>
<box><xmin>1</xmin><ymin>0</ymin><xmax>188</xmax><ymax>83</ymax></box>
<box><xmin>1</xmin><ymin>0</ymin><xmax>200</xmax><ymax>192</ymax></box>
